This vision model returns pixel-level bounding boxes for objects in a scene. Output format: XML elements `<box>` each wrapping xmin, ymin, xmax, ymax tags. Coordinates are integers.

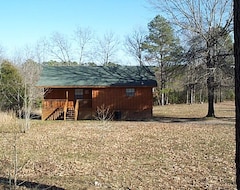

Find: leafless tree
<box><xmin>21</xmin><ymin>59</ymin><xmax>41</xmax><ymax>131</ymax></box>
<box><xmin>13</xmin><ymin>46</ymin><xmax>42</xmax><ymax>131</ymax></box>
<box><xmin>96</xmin><ymin>32</ymin><xmax>119</xmax><ymax>65</ymax></box>
<box><xmin>95</xmin><ymin>104</ymin><xmax>113</xmax><ymax>128</ymax></box>
<box><xmin>48</xmin><ymin>32</ymin><xmax>72</xmax><ymax>64</ymax></box>
<box><xmin>150</xmin><ymin>0</ymin><xmax>233</xmax><ymax>116</ymax></box>
<box><xmin>74</xmin><ymin>26</ymin><xmax>94</xmax><ymax>64</ymax></box>
<box><xmin>34</xmin><ymin>37</ymin><xmax>49</xmax><ymax>64</ymax></box>
<box><xmin>125</xmin><ymin>27</ymin><xmax>146</xmax><ymax>66</ymax></box>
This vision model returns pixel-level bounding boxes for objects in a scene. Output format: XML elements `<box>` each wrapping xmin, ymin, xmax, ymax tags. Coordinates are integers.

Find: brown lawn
<box><xmin>0</xmin><ymin>101</ymin><xmax>236</xmax><ymax>189</ymax></box>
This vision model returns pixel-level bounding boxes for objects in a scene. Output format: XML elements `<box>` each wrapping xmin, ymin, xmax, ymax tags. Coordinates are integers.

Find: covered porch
<box><xmin>42</xmin><ymin>89</ymin><xmax>93</xmax><ymax>121</ymax></box>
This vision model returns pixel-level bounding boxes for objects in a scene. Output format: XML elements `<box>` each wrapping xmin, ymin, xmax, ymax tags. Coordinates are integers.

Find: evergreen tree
<box><xmin>0</xmin><ymin>60</ymin><xmax>24</xmax><ymax>111</ymax></box>
<box><xmin>143</xmin><ymin>15</ymin><xmax>183</xmax><ymax>105</ymax></box>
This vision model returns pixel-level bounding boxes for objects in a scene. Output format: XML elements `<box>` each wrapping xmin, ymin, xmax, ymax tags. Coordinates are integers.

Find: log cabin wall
<box><xmin>92</xmin><ymin>87</ymin><xmax>153</xmax><ymax>119</ymax></box>
<box><xmin>43</xmin><ymin>87</ymin><xmax>154</xmax><ymax>120</ymax></box>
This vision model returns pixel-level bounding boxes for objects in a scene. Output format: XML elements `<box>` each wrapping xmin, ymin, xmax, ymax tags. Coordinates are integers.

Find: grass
<box><xmin>0</xmin><ymin>101</ymin><xmax>236</xmax><ymax>189</ymax></box>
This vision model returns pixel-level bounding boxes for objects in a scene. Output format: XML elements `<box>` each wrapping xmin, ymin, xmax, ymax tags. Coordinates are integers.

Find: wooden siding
<box><xmin>92</xmin><ymin>87</ymin><xmax>153</xmax><ymax>111</ymax></box>
<box><xmin>42</xmin><ymin>87</ymin><xmax>154</xmax><ymax>120</ymax></box>
<box><xmin>92</xmin><ymin>87</ymin><xmax>153</xmax><ymax>120</ymax></box>
<box><xmin>45</xmin><ymin>88</ymin><xmax>92</xmax><ymax>101</ymax></box>
<box><xmin>45</xmin><ymin>88</ymin><xmax>75</xmax><ymax>101</ymax></box>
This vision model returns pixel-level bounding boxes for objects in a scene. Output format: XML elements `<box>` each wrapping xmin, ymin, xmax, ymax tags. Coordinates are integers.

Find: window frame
<box><xmin>126</xmin><ymin>88</ymin><xmax>135</xmax><ymax>97</ymax></box>
<box><xmin>75</xmin><ymin>89</ymin><xmax>84</xmax><ymax>99</ymax></box>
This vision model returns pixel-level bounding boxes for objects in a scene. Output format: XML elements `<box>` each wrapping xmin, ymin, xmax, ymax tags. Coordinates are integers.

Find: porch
<box><xmin>42</xmin><ymin>99</ymin><xmax>93</xmax><ymax>121</ymax></box>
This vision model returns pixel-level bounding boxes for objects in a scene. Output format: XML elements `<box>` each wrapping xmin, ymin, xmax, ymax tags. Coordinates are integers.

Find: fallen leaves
<box><xmin>0</xmin><ymin>102</ymin><xmax>236</xmax><ymax>189</ymax></box>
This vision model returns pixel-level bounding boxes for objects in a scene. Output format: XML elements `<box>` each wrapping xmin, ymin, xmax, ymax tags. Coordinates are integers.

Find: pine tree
<box><xmin>0</xmin><ymin>60</ymin><xmax>24</xmax><ymax>111</ymax></box>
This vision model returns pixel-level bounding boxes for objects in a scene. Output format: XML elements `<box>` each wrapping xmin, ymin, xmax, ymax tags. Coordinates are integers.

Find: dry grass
<box><xmin>0</xmin><ymin>101</ymin><xmax>236</xmax><ymax>189</ymax></box>
<box><xmin>0</xmin><ymin>111</ymin><xmax>22</xmax><ymax>133</ymax></box>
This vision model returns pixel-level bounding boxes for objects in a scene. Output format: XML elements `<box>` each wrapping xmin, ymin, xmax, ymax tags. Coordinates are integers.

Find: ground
<box><xmin>0</xmin><ymin>102</ymin><xmax>236</xmax><ymax>189</ymax></box>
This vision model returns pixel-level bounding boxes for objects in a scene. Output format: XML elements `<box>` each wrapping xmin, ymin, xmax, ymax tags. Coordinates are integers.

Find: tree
<box><xmin>34</xmin><ymin>37</ymin><xmax>49</xmax><ymax>64</ymax></box>
<box><xmin>96</xmin><ymin>32</ymin><xmax>119</xmax><ymax>65</ymax></box>
<box><xmin>149</xmin><ymin>0</ymin><xmax>233</xmax><ymax>116</ymax></box>
<box><xmin>125</xmin><ymin>27</ymin><xmax>146</xmax><ymax>66</ymax></box>
<box><xmin>20</xmin><ymin>59</ymin><xmax>42</xmax><ymax>131</ymax></box>
<box><xmin>0</xmin><ymin>60</ymin><xmax>24</xmax><ymax>111</ymax></box>
<box><xmin>185</xmin><ymin>26</ymin><xmax>233</xmax><ymax>104</ymax></box>
<box><xmin>143</xmin><ymin>15</ymin><xmax>183</xmax><ymax>105</ymax></box>
<box><xmin>11</xmin><ymin>45</ymin><xmax>43</xmax><ymax>131</ymax></box>
<box><xmin>234</xmin><ymin>0</ymin><xmax>240</xmax><ymax>188</ymax></box>
<box><xmin>47</xmin><ymin>32</ymin><xmax>72</xmax><ymax>63</ymax></box>
<box><xmin>74</xmin><ymin>26</ymin><xmax>94</xmax><ymax>65</ymax></box>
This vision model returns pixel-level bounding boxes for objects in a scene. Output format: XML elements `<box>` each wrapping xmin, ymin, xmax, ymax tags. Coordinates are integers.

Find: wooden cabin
<box><xmin>36</xmin><ymin>65</ymin><xmax>157</xmax><ymax>121</ymax></box>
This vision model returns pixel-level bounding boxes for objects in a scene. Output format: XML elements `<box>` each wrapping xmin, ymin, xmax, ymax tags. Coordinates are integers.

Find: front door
<box><xmin>75</xmin><ymin>88</ymin><xmax>92</xmax><ymax>119</ymax></box>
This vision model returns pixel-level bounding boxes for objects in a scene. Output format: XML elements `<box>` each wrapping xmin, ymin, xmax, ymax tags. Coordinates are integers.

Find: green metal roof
<box><xmin>36</xmin><ymin>65</ymin><xmax>157</xmax><ymax>88</ymax></box>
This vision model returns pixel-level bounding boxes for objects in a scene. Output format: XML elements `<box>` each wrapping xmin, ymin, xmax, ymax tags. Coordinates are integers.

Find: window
<box><xmin>75</xmin><ymin>89</ymin><xmax>83</xmax><ymax>99</ymax></box>
<box><xmin>126</xmin><ymin>88</ymin><xmax>135</xmax><ymax>97</ymax></box>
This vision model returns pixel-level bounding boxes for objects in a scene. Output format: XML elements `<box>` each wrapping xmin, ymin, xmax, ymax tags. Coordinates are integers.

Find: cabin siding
<box><xmin>45</xmin><ymin>88</ymin><xmax>74</xmax><ymax>101</ymax></box>
<box><xmin>42</xmin><ymin>87</ymin><xmax>153</xmax><ymax>120</ymax></box>
<box><xmin>92</xmin><ymin>87</ymin><xmax>153</xmax><ymax>119</ymax></box>
<box><xmin>92</xmin><ymin>87</ymin><xmax>153</xmax><ymax>110</ymax></box>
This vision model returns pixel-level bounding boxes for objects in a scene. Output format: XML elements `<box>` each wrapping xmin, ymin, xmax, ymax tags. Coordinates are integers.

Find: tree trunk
<box><xmin>206</xmin><ymin>75</ymin><xmax>215</xmax><ymax>117</ymax></box>
<box><xmin>206</xmin><ymin>40</ymin><xmax>215</xmax><ymax>117</ymax></box>
<box><xmin>234</xmin><ymin>0</ymin><xmax>240</xmax><ymax>188</ymax></box>
<box><xmin>161</xmin><ymin>92</ymin><xmax>165</xmax><ymax>106</ymax></box>
<box><xmin>219</xmin><ymin>83</ymin><xmax>222</xmax><ymax>103</ymax></box>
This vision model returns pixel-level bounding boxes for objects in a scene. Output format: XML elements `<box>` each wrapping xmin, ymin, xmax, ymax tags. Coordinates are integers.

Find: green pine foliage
<box><xmin>0</xmin><ymin>60</ymin><xmax>24</xmax><ymax>111</ymax></box>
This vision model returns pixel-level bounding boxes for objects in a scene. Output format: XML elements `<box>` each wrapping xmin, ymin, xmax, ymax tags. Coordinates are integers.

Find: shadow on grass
<box><xmin>0</xmin><ymin>177</ymin><xmax>65</xmax><ymax>190</ymax></box>
<box><xmin>150</xmin><ymin>116</ymin><xmax>235</xmax><ymax>124</ymax></box>
<box><xmin>215</xmin><ymin>116</ymin><xmax>236</xmax><ymax>123</ymax></box>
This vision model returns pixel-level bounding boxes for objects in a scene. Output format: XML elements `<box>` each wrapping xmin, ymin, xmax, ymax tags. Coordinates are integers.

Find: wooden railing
<box><xmin>42</xmin><ymin>99</ymin><xmax>91</xmax><ymax>121</ymax></box>
<box><xmin>74</xmin><ymin>99</ymin><xmax>80</xmax><ymax>121</ymax></box>
<box><xmin>42</xmin><ymin>99</ymin><xmax>74</xmax><ymax>121</ymax></box>
<box><xmin>46</xmin><ymin>108</ymin><xmax>64</xmax><ymax>120</ymax></box>
<box><xmin>42</xmin><ymin>99</ymin><xmax>67</xmax><ymax>109</ymax></box>
<box><xmin>63</xmin><ymin>99</ymin><xmax>68</xmax><ymax>121</ymax></box>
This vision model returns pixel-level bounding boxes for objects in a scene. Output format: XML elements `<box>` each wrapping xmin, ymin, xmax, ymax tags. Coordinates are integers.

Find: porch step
<box><xmin>66</xmin><ymin>108</ymin><xmax>74</xmax><ymax>120</ymax></box>
<box><xmin>45</xmin><ymin>108</ymin><xmax>64</xmax><ymax>120</ymax></box>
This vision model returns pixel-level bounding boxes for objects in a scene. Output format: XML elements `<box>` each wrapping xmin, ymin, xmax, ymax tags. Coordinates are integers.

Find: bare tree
<box><xmin>96</xmin><ymin>32</ymin><xmax>119</xmax><ymax>65</ymax></box>
<box><xmin>34</xmin><ymin>37</ymin><xmax>49</xmax><ymax>64</ymax></box>
<box><xmin>74</xmin><ymin>26</ymin><xmax>94</xmax><ymax>64</ymax></box>
<box><xmin>48</xmin><ymin>32</ymin><xmax>72</xmax><ymax>64</ymax></box>
<box><xmin>234</xmin><ymin>0</ymin><xmax>240</xmax><ymax>188</ymax></box>
<box><xmin>125</xmin><ymin>27</ymin><xmax>146</xmax><ymax>66</ymax></box>
<box><xmin>13</xmin><ymin>46</ymin><xmax>42</xmax><ymax>131</ymax></box>
<box><xmin>21</xmin><ymin>59</ymin><xmax>41</xmax><ymax>131</ymax></box>
<box><xmin>150</xmin><ymin>0</ymin><xmax>233</xmax><ymax>116</ymax></box>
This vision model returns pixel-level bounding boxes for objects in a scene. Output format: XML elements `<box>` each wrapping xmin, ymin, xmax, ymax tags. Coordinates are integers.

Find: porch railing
<box><xmin>42</xmin><ymin>99</ymin><xmax>92</xmax><ymax>121</ymax></box>
<box><xmin>63</xmin><ymin>99</ymin><xmax>68</xmax><ymax>121</ymax></box>
<box><xmin>42</xmin><ymin>99</ymin><xmax>67</xmax><ymax>109</ymax></box>
<box><xmin>42</xmin><ymin>99</ymin><xmax>74</xmax><ymax>120</ymax></box>
<box><xmin>74</xmin><ymin>99</ymin><xmax>80</xmax><ymax>121</ymax></box>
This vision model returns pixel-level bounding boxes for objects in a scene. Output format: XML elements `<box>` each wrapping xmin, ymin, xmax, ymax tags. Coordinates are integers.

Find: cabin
<box><xmin>36</xmin><ymin>65</ymin><xmax>157</xmax><ymax>121</ymax></box>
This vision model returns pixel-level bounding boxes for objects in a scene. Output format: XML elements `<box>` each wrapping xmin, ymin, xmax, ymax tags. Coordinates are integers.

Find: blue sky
<box><xmin>0</xmin><ymin>0</ymin><xmax>157</xmax><ymax>64</ymax></box>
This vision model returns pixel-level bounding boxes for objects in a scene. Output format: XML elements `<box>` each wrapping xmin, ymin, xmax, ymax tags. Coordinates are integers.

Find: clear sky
<box><xmin>0</xmin><ymin>0</ymin><xmax>157</xmax><ymax>64</ymax></box>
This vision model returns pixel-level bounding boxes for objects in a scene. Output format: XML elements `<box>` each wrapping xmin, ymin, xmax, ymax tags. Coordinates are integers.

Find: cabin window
<box><xmin>75</xmin><ymin>89</ymin><xmax>83</xmax><ymax>99</ymax></box>
<box><xmin>126</xmin><ymin>88</ymin><xmax>135</xmax><ymax>97</ymax></box>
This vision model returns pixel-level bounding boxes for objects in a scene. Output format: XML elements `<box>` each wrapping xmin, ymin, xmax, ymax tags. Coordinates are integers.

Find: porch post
<box><xmin>66</xmin><ymin>91</ymin><xmax>68</xmax><ymax>100</ymax></box>
<box><xmin>64</xmin><ymin>91</ymin><xmax>69</xmax><ymax>121</ymax></box>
